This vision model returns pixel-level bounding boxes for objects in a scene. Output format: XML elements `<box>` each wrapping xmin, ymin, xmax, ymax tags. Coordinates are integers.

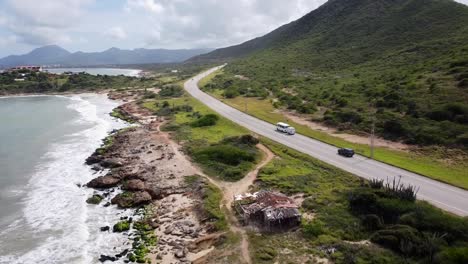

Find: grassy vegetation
<box><xmin>86</xmin><ymin>194</ymin><xmax>103</xmax><ymax>205</ymax></box>
<box><xmin>202</xmin><ymin>82</ymin><xmax>468</xmax><ymax>189</ymax></box>
<box><xmin>184</xmin><ymin>175</ymin><xmax>228</xmax><ymax>231</ymax></box>
<box><xmin>142</xmin><ymin>94</ymin><xmax>262</xmax><ymax>181</ymax></box>
<box><xmin>196</xmin><ymin>0</ymin><xmax>468</xmax><ymax>149</ymax></box>
<box><xmin>110</xmin><ymin>108</ymin><xmax>135</xmax><ymax>123</ymax></box>
<box><xmin>0</xmin><ymin>69</ymin><xmax>156</xmax><ymax>94</ymax></box>
<box><xmin>128</xmin><ymin>207</ymin><xmax>158</xmax><ymax>263</ymax></box>
<box><xmin>142</xmin><ymin>96</ymin><xmax>247</xmax><ymax>143</ymax></box>
<box><xmin>113</xmin><ymin>220</ymin><xmax>130</xmax><ymax>232</ymax></box>
<box><xmin>252</xmin><ymin>137</ymin><xmax>468</xmax><ymax>263</ymax></box>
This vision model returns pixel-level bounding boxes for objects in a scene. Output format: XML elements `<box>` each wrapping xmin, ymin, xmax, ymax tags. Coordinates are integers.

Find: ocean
<box><xmin>0</xmin><ymin>95</ymin><xmax>133</xmax><ymax>263</ymax></box>
<box><xmin>45</xmin><ymin>68</ymin><xmax>141</xmax><ymax>77</ymax></box>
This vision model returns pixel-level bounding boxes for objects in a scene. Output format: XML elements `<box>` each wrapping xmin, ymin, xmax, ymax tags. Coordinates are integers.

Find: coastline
<box><xmin>0</xmin><ymin>90</ymin><xmax>110</xmax><ymax>99</ymax></box>
<box><xmin>0</xmin><ymin>94</ymin><xmax>130</xmax><ymax>263</ymax></box>
<box><xmin>82</xmin><ymin>90</ymin><xmax>223</xmax><ymax>263</ymax></box>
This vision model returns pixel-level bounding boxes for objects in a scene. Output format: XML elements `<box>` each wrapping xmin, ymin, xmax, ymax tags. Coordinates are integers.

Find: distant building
<box><xmin>234</xmin><ymin>190</ymin><xmax>301</xmax><ymax>232</ymax></box>
<box><xmin>8</xmin><ymin>66</ymin><xmax>42</xmax><ymax>72</ymax></box>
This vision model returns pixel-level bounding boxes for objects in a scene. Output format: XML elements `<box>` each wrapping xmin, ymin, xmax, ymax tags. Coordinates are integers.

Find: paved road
<box><xmin>185</xmin><ymin>66</ymin><xmax>468</xmax><ymax>216</ymax></box>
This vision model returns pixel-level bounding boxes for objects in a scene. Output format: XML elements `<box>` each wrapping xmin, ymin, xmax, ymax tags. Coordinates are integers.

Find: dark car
<box><xmin>338</xmin><ymin>148</ymin><xmax>355</xmax><ymax>157</ymax></box>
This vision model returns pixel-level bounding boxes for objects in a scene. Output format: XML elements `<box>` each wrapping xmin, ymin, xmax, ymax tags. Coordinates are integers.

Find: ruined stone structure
<box><xmin>234</xmin><ymin>190</ymin><xmax>301</xmax><ymax>232</ymax></box>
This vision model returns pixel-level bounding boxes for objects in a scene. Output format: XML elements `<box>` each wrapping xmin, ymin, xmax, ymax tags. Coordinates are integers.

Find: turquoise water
<box><xmin>0</xmin><ymin>95</ymin><xmax>131</xmax><ymax>263</ymax></box>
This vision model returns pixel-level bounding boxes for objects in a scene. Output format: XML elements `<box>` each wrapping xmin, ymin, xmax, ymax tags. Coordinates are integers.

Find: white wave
<box><xmin>0</xmin><ymin>94</ymin><xmax>130</xmax><ymax>264</ymax></box>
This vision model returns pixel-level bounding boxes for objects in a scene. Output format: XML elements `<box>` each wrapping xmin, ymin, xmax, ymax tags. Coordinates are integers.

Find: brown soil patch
<box><xmin>282</xmin><ymin>111</ymin><xmax>411</xmax><ymax>151</ymax></box>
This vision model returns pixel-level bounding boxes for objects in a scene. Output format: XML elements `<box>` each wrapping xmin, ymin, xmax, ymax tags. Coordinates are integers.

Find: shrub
<box><xmin>334</xmin><ymin>110</ymin><xmax>363</xmax><ymax>124</ymax></box>
<box><xmin>302</xmin><ymin>220</ymin><xmax>326</xmax><ymax>238</ymax></box>
<box><xmin>349</xmin><ymin>189</ymin><xmax>378</xmax><ymax>214</ymax></box>
<box><xmin>113</xmin><ymin>220</ymin><xmax>130</xmax><ymax>232</ymax></box>
<box><xmin>159</xmin><ymin>84</ymin><xmax>183</xmax><ymax>97</ymax></box>
<box><xmin>86</xmin><ymin>194</ymin><xmax>103</xmax><ymax>204</ymax></box>
<box><xmin>362</xmin><ymin>214</ymin><xmax>382</xmax><ymax>231</ymax></box>
<box><xmin>256</xmin><ymin>246</ymin><xmax>277</xmax><ymax>261</ymax></box>
<box><xmin>435</xmin><ymin>246</ymin><xmax>468</xmax><ymax>264</ymax></box>
<box><xmin>370</xmin><ymin>225</ymin><xmax>423</xmax><ymax>255</ymax></box>
<box><xmin>191</xmin><ymin>114</ymin><xmax>219</xmax><ymax>127</ymax></box>
<box><xmin>383</xmin><ymin>119</ymin><xmax>407</xmax><ymax>139</ymax></box>
<box><xmin>142</xmin><ymin>91</ymin><xmax>157</xmax><ymax>99</ymax></box>
<box><xmin>193</xmin><ymin>145</ymin><xmax>255</xmax><ymax>166</ymax></box>
<box><xmin>221</xmin><ymin>134</ymin><xmax>259</xmax><ymax>146</ymax></box>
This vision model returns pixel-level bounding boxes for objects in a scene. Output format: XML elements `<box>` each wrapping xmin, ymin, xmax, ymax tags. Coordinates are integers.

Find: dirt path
<box><xmin>201</xmin><ymin>144</ymin><xmax>275</xmax><ymax>264</ymax></box>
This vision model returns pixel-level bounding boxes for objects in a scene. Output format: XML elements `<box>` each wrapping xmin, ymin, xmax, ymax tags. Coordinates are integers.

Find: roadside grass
<box><xmin>256</xmin><ymin>137</ymin><xmax>468</xmax><ymax>264</ymax></box>
<box><xmin>204</xmin><ymin>87</ymin><xmax>468</xmax><ymax>189</ymax></box>
<box><xmin>198</xmin><ymin>69</ymin><xmax>224</xmax><ymax>88</ymax></box>
<box><xmin>142</xmin><ymin>96</ymin><xmax>247</xmax><ymax>143</ymax></box>
<box><xmin>142</xmin><ymin>95</ymin><xmax>261</xmax><ymax>181</ymax></box>
<box><xmin>258</xmin><ymin>137</ymin><xmax>365</xmax><ymax>241</ymax></box>
<box><xmin>185</xmin><ymin>175</ymin><xmax>228</xmax><ymax>231</ymax></box>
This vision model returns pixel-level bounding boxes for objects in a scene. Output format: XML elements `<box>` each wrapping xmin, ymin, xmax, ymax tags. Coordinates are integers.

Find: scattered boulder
<box><xmin>122</xmin><ymin>179</ymin><xmax>146</xmax><ymax>191</ymax></box>
<box><xmin>174</xmin><ymin>249</ymin><xmax>186</xmax><ymax>258</ymax></box>
<box><xmin>100</xmin><ymin>226</ymin><xmax>110</xmax><ymax>232</ymax></box>
<box><xmin>100</xmin><ymin>159</ymin><xmax>123</xmax><ymax>169</ymax></box>
<box><xmin>111</xmin><ymin>191</ymin><xmax>152</xmax><ymax>208</ymax></box>
<box><xmin>146</xmin><ymin>187</ymin><xmax>164</xmax><ymax>199</ymax></box>
<box><xmin>99</xmin><ymin>255</ymin><xmax>116</xmax><ymax>262</ymax></box>
<box><xmin>86</xmin><ymin>194</ymin><xmax>103</xmax><ymax>204</ymax></box>
<box><xmin>85</xmin><ymin>155</ymin><xmax>103</xmax><ymax>165</ymax></box>
<box><xmin>87</xmin><ymin>176</ymin><xmax>121</xmax><ymax>189</ymax></box>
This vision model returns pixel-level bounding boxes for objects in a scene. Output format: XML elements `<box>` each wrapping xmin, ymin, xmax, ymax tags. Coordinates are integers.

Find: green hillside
<box><xmin>197</xmin><ymin>0</ymin><xmax>468</xmax><ymax>148</ymax></box>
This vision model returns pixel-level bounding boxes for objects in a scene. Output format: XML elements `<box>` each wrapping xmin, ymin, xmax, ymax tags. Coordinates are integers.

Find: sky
<box><xmin>0</xmin><ymin>0</ymin><xmax>467</xmax><ymax>57</ymax></box>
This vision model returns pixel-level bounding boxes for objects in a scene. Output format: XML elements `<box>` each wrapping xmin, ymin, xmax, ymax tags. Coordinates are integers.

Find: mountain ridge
<box><xmin>195</xmin><ymin>0</ymin><xmax>468</xmax><ymax>148</ymax></box>
<box><xmin>0</xmin><ymin>45</ymin><xmax>213</xmax><ymax>68</ymax></box>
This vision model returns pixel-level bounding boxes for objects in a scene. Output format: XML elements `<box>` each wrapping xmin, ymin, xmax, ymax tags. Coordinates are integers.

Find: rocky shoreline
<box><xmin>85</xmin><ymin>90</ymin><xmax>223</xmax><ymax>263</ymax></box>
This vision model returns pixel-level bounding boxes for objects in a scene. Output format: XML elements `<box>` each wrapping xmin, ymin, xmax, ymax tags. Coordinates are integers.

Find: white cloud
<box><xmin>0</xmin><ymin>35</ymin><xmax>17</xmax><ymax>47</ymax></box>
<box><xmin>2</xmin><ymin>0</ymin><xmax>93</xmax><ymax>46</ymax></box>
<box><xmin>124</xmin><ymin>0</ymin><xmax>327</xmax><ymax>48</ymax></box>
<box><xmin>126</xmin><ymin>0</ymin><xmax>164</xmax><ymax>14</ymax></box>
<box><xmin>1</xmin><ymin>0</ymin><xmax>467</xmax><ymax>56</ymax></box>
<box><xmin>7</xmin><ymin>0</ymin><xmax>93</xmax><ymax>28</ymax></box>
<box><xmin>106</xmin><ymin>27</ymin><xmax>127</xmax><ymax>40</ymax></box>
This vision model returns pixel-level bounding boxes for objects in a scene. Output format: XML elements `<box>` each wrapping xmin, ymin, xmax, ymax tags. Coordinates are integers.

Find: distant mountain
<box><xmin>0</xmin><ymin>46</ymin><xmax>212</xmax><ymax>67</ymax></box>
<box><xmin>191</xmin><ymin>0</ymin><xmax>468</xmax><ymax>147</ymax></box>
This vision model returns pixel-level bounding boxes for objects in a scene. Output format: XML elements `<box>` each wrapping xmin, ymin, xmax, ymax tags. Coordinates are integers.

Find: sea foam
<box><xmin>0</xmin><ymin>94</ymin><xmax>130</xmax><ymax>264</ymax></box>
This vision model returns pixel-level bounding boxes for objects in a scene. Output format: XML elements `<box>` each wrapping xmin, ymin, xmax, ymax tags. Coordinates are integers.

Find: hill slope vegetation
<box><xmin>196</xmin><ymin>0</ymin><xmax>468</xmax><ymax>148</ymax></box>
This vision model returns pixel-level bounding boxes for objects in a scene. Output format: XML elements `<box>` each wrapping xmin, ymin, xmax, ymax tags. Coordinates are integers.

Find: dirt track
<box><xmin>201</xmin><ymin>144</ymin><xmax>275</xmax><ymax>264</ymax></box>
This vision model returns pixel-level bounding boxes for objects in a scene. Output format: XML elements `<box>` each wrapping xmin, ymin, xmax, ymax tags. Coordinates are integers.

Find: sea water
<box><xmin>45</xmin><ymin>68</ymin><xmax>141</xmax><ymax>77</ymax></box>
<box><xmin>0</xmin><ymin>95</ymin><xmax>133</xmax><ymax>263</ymax></box>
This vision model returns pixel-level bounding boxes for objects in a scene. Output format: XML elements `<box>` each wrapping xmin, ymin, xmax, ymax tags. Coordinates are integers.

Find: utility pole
<box><xmin>370</xmin><ymin>98</ymin><xmax>376</xmax><ymax>159</ymax></box>
<box><xmin>370</xmin><ymin>115</ymin><xmax>375</xmax><ymax>159</ymax></box>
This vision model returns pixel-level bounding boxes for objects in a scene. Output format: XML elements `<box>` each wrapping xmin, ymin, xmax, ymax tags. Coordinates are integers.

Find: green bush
<box><xmin>159</xmin><ymin>84</ymin><xmax>184</xmax><ymax>97</ymax></box>
<box><xmin>191</xmin><ymin>114</ymin><xmax>219</xmax><ymax>127</ymax></box>
<box><xmin>435</xmin><ymin>246</ymin><xmax>468</xmax><ymax>264</ymax></box>
<box><xmin>86</xmin><ymin>194</ymin><xmax>103</xmax><ymax>205</ymax></box>
<box><xmin>362</xmin><ymin>214</ymin><xmax>382</xmax><ymax>231</ymax></box>
<box><xmin>370</xmin><ymin>225</ymin><xmax>423</xmax><ymax>255</ymax></box>
<box><xmin>193</xmin><ymin>145</ymin><xmax>255</xmax><ymax>166</ymax></box>
<box><xmin>113</xmin><ymin>220</ymin><xmax>130</xmax><ymax>232</ymax></box>
<box><xmin>302</xmin><ymin>220</ymin><xmax>326</xmax><ymax>238</ymax></box>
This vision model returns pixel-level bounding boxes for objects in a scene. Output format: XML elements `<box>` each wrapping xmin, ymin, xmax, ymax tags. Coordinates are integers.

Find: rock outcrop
<box><xmin>87</xmin><ymin>176</ymin><xmax>121</xmax><ymax>189</ymax></box>
<box><xmin>111</xmin><ymin>191</ymin><xmax>152</xmax><ymax>208</ymax></box>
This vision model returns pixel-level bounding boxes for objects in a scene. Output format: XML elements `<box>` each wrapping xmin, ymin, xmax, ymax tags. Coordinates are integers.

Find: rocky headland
<box><xmin>85</xmin><ymin>90</ymin><xmax>226</xmax><ymax>263</ymax></box>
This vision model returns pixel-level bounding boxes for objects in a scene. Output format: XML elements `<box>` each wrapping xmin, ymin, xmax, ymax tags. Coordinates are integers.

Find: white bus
<box><xmin>276</xmin><ymin>122</ymin><xmax>296</xmax><ymax>135</ymax></box>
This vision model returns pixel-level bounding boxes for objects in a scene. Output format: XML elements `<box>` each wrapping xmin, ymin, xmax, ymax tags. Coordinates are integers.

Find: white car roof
<box><xmin>277</xmin><ymin>122</ymin><xmax>290</xmax><ymax>127</ymax></box>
